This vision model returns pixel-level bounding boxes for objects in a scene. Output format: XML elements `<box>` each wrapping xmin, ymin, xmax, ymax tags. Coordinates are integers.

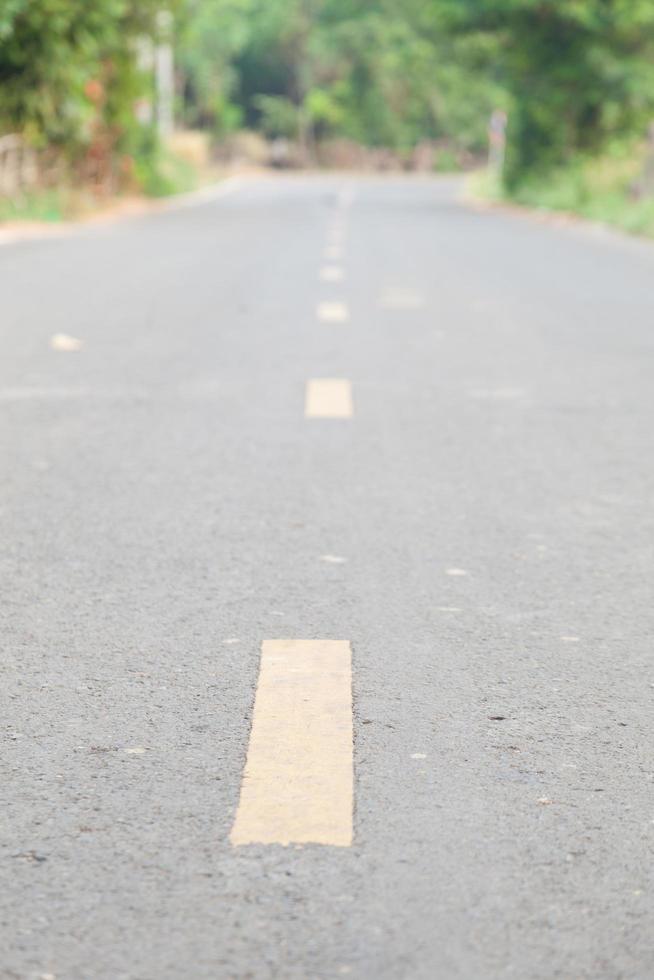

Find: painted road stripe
<box><xmin>327</xmin><ymin>224</ymin><xmax>346</xmax><ymax>245</ymax></box>
<box><xmin>317</xmin><ymin>301</ymin><xmax>349</xmax><ymax>323</ymax></box>
<box><xmin>305</xmin><ymin>379</ymin><xmax>353</xmax><ymax>419</ymax></box>
<box><xmin>230</xmin><ymin>640</ymin><xmax>354</xmax><ymax>847</ymax></box>
<box><xmin>320</xmin><ymin>265</ymin><xmax>344</xmax><ymax>282</ymax></box>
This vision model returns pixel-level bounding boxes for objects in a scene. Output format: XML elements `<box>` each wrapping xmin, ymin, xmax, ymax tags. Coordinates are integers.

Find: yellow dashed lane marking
<box><xmin>305</xmin><ymin>379</ymin><xmax>353</xmax><ymax>419</ymax></box>
<box><xmin>317</xmin><ymin>301</ymin><xmax>349</xmax><ymax>323</ymax></box>
<box><xmin>230</xmin><ymin>640</ymin><xmax>354</xmax><ymax>847</ymax></box>
<box><xmin>50</xmin><ymin>333</ymin><xmax>83</xmax><ymax>352</ymax></box>
<box><xmin>320</xmin><ymin>265</ymin><xmax>344</xmax><ymax>282</ymax></box>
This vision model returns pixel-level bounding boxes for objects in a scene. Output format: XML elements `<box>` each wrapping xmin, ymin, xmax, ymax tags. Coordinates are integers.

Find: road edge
<box><xmin>0</xmin><ymin>173</ymin><xmax>253</xmax><ymax>249</ymax></box>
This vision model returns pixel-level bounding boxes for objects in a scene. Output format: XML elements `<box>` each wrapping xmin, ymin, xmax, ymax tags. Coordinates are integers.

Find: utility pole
<box><xmin>488</xmin><ymin>109</ymin><xmax>508</xmax><ymax>182</ymax></box>
<box><xmin>135</xmin><ymin>36</ymin><xmax>155</xmax><ymax>126</ymax></box>
<box><xmin>155</xmin><ymin>9</ymin><xmax>174</xmax><ymax>141</ymax></box>
<box><xmin>634</xmin><ymin>121</ymin><xmax>654</xmax><ymax>199</ymax></box>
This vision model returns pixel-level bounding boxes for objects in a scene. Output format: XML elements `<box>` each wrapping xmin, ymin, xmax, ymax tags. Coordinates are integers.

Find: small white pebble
<box><xmin>560</xmin><ymin>636</ymin><xmax>580</xmax><ymax>643</ymax></box>
<box><xmin>321</xmin><ymin>555</ymin><xmax>347</xmax><ymax>564</ymax></box>
<box><xmin>446</xmin><ymin>568</ymin><xmax>468</xmax><ymax>577</ymax></box>
<box><xmin>125</xmin><ymin>747</ymin><xmax>146</xmax><ymax>755</ymax></box>
<box><xmin>222</xmin><ymin>638</ymin><xmax>241</xmax><ymax>645</ymax></box>
<box><xmin>537</xmin><ymin>796</ymin><xmax>553</xmax><ymax>805</ymax></box>
<box><xmin>411</xmin><ymin>753</ymin><xmax>427</xmax><ymax>760</ymax></box>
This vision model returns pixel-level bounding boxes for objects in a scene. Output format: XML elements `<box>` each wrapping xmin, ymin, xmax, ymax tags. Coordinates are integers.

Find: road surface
<box><xmin>2</xmin><ymin>175</ymin><xmax>654</xmax><ymax>979</ymax></box>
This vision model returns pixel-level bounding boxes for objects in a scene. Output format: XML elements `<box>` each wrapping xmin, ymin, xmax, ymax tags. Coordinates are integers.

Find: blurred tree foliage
<box><xmin>178</xmin><ymin>0</ymin><xmax>499</xmax><ymax>149</ymax></box>
<box><xmin>176</xmin><ymin>0</ymin><xmax>501</xmax><ymax>153</ymax></box>
<box><xmin>1</xmin><ymin>0</ymin><xmax>653</xmax><ymax>188</ymax></box>
<box><xmin>429</xmin><ymin>0</ymin><xmax>654</xmax><ymax>186</ymax></box>
<box><xmin>0</xmin><ymin>0</ymin><xmax>169</xmax><ymax>166</ymax></box>
<box><xmin>178</xmin><ymin>0</ymin><xmax>654</xmax><ymax>181</ymax></box>
<box><xmin>180</xmin><ymin>0</ymin><xmax>654</xmax><ymax>184</ymax></box>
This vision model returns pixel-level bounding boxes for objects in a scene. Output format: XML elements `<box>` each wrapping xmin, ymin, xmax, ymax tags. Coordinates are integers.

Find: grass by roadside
<box><xmin>0</xmin><ymin>143</ymin><xmax>202</xmax><ymax>225</ymax></box>
<box><xmin>0</xmin><ymin>187</ymin><xmax>70</xmax><ymax>223</ymax></box>
<box><xmin>471</xmin><ymin>142</ymin><xmax>654</xmax><ymax>239</ymax></box>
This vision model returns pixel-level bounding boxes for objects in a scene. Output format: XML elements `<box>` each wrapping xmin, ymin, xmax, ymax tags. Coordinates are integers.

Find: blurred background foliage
<box><xmin>0</xmin><ymin>1</ymin><xmax>165</xmax><ymax>147</ymax></box>
<box><xmin>175</xmin><ymin>0</ymin><xmax>503</xmax><ymax>153</ymax></box>
<box><xmin>1</xmin><ymin>0</ymin><xmax>654</xmax><ymax>222</ymax></box>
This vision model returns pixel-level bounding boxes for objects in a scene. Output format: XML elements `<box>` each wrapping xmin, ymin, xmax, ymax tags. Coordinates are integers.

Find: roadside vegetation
<box><xmin>475</xmin><ymin>140</ymin><xmax>654</xmax><ymax>239</ymax></box>
<box><xmin>1</xmin><ymin>1</ymin><xmax>654</xmax><ymax>234</ymax></box>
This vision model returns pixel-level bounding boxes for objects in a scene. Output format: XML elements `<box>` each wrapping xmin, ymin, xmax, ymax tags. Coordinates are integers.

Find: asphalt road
<box><xmin>2</xmin><ymin>175</ymin><xmax>654</xmax><ymax>980</ymax></box>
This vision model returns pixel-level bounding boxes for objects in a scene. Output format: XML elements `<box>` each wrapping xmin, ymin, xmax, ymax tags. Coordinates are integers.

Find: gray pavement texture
<box><xmin>1</xmin><ymin>175</ymin><xmax>654</xmax><ymax>980</ymax></box>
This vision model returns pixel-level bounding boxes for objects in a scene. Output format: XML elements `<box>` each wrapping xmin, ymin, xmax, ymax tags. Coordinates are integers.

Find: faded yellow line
<box><xmin>320</xmin><ymin>265</ymin><xmax>344</xmax><ymax>283</ymax></box>
<box><xmin>230</xmin><ymin>640</ymin><xmax>353</xmax><ymax>847</ymax></box>
<box><xmin>317</xmin><ymin>301</ymin><xmax>349</xmax><ymax>323</ymax></box>
<box><xmin>305</xmin><ymin>379</ymin><xmax>353</xmax><ymax>419</ymax></box>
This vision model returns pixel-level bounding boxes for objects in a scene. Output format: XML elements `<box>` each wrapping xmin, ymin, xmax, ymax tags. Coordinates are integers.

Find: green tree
<box><xmin>431</xmin><ymin>0</ymin><xmax>654</xmax><ymax>185</ymax></box>
<box><xmin>176</xmin><ymin>0</ymin><xmax>498</xmax><ymax>155</ymax></box>
<box><xmin>176</xmin><ymin>0</ymin><xmax>254</xmax><ymax>134</ymax></box>
<box><xmin>0</xmin><ymin>0</ymin><xmax>165</xmax><ymax>154</ymax></box>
